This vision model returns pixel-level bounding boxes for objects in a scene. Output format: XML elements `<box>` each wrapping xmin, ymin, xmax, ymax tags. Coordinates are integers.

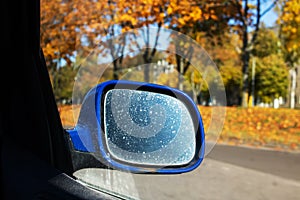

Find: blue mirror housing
<box><xmin>67</xmin><ymin>80</ymin><xmax>205</xmax><ymax>174</ymax></box>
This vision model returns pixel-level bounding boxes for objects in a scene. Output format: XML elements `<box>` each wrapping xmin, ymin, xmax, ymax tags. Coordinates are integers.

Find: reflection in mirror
<box><xmin>104</xmin><ymin>89</ymin><xmax>196</xmax><ymax>166</ymax></box>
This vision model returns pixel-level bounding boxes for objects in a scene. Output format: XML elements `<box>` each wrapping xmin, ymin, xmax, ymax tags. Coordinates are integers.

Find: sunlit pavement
<box><xmin>74</xmin><ymin>144</ymin><xmax>300</xmax><ymax>200</ymax></box>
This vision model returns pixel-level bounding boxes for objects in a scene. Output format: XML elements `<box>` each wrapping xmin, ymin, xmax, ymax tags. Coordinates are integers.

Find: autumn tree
<box><xmin>41</xmin><ymin>0</ymin><xmax>138</xmax><ymax>83</ymax></box>
<box><xmin>165</xmin><ymin>0</ymin><xmax>203</xmax><ymax>89</ymax></box>
<box><xmin>41</xmin><ymin>1</ymin><xmax>238</xmax><ymax>84</ymax></box>
<box><xmin>278</xmin><ymin>0</ymin><xmax>300</xmax><ymax>65</ymax></box>
<box><xmin>41</xmin><ymin>0</ymin><xmax>108</xmax><ymax>68</ymax></box>
<box><xmin>249</xmin><ymin>25</ymin><xmax>288</xmax><ymax>105</ymax></box>
<box><xmin>41</xmin><ymin>0</ymin><xmax>111</xmax><ymax>96</ymax></box>
<box><xmin>185</xmin><ymin>67</ymin><xmax>209</xmax><ymax>104</ymax></box>
<box><xmin>166</xmin><ymin>0</ymin><xmax>239</xmax><ymax>90</ymax></box>
<box><xmin>277</xmin><ymin>0</ymin><xmax>300</xmax><ymax>108</ymax></box>
<box><xmin>250</xmin><ymin>55</ymin><xmax>288</xmax><ymax>104</ymax></box>
<box><xmin>229</xmin><ymin>0</ymin><xmax>279</xmax><ymax>107</ymax></box>
<box><xmin>252</xmin><ymin>24</ymin><xmax>281</xmax><ymax>58</ymax></box>
<box><xmin>186</xmin><ymin>32</ymin><xmax>242</xmax><ymax>106</ymax></box>
<box><xmin>115</xmin><ymin>0</ymin><xmax>167</xmax><ymax>82</ymax></box>
<box><xmin>118</xmin><ymin>0</ymin><xmax>206</xmax><ymax>82</ymax></box>
<box><xmin>215</xmin><ymin>34</ymin><xmax>243</xmax><ymax>106</ymax></box>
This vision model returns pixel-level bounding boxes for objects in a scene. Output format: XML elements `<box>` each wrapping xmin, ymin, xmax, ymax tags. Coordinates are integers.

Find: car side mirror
<box><xmin>67</xmin><ymin>80</ymin><xmax>205</xmax><ymax>174</ymax></box>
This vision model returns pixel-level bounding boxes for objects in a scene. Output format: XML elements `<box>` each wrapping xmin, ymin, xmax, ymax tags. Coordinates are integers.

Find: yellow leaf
<box><xmin>211</xmin><ymin>14</ymin><xmax>218</xmax><ymax>20</ymax></box>
<box><xmin>167</xmin><ymin>7</ymin><xmax>172</xmax><ymax>15</ymax></box>
<box><xmin>178</xmin><ymin>18</ymin><xmax>185</xmax><ymax>25</ymax></box>
<box><xmin>183</xmin><ymin>15</ymin><xmax>190</xmax><ymax>21</ymax></box>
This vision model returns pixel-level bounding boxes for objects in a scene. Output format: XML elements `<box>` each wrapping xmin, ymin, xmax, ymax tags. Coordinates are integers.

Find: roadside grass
<box><xmin>58</xmin><ymin>105</ymin><xmax>300</xmax><ymax>152</ymax></box>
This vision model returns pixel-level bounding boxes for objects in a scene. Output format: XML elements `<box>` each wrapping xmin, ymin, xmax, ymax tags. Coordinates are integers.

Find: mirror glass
<box><xmin>103</xmin><ymin>89</ymin><xmax>196</xmax><ymax>166</ymax></box>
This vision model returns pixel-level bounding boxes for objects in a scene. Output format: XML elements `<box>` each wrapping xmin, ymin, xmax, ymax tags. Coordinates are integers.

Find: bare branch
<box><xmin>131</xmin><ymin>32</ymin><xmax>142</xmax><ymax>51</ymax></box>
<box><xmin>260</xmin><ymin>0</ymin><xmax>278</xmax><ymax>18</ymax></box>
<box><xmin>244</xmin><ymin>0</ymin><xmax>249</xmax><ymax>25</ymax></box>
<box><xmin>230</xmin><ymin>0</ymin><xmax>247</xmax><ymax>27</ymax></box>
<box><xmin>250</xmin><ymin>0</ymin><xmax>261</xmax><ymax>45</ymax></box>
<box><xmin>183</xmin><ymin>45</ymin><xmax>193</xmax><ymax>75</ymax></box>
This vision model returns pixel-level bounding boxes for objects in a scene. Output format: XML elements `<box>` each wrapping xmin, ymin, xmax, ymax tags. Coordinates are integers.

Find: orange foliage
<box><xmin>58</xmin><ymin>105</ymin><xmax>81</xmax><ymax>128</ymax></box>
<box><xmin>198</xmin><ymin>106</ymin><xmax>300</xmax><ymax>151</ymax></box>
<box><xmin>59</xmin><ymin>105</ymin><xmax>300</xmax><ymax>151</ymax></box>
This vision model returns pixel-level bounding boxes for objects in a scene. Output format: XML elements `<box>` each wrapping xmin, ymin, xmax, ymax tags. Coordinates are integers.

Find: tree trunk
<box><xmin>290</xmin><ymin>68</ymin><xmax>296</xmax><ymax>109</ymax></box>
<box><xmin>113</xmin><ymin>59</ymin><xmax>118</xmax><ymax>80</ymax></box>
<box><xmin>191</xmin><ymin>71</ymin><xmax>197</xmax><ymax>104</ymax></box>
<box><xmin>241</xmin><ymin>33</ymin><xmax>250</xmax><ymax>107</ymax></box>
<box><xmin>241</xmin><ymin>50</ymin><xmax>250</xmax><ymax>107</ymax></box>
<box><xmin>177</xmin><ymin>56</ymin><xmax>184</xmax><ymax>90</ymax></box>
<box><xmin>144</xmin><ymin>63</ymin><xmax>150</xmax><ymax>82</ymax></box>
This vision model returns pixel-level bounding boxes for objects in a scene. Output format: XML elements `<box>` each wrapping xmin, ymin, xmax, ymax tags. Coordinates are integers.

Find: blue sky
<box><xmin>261</xmin><ymin>10</ymin><xmax>278</xmax><ymax>27</ymax></box>
<box><xmin>260</xmin><ymin>1</ymin><xmax>279</xmax><ymax>27</ymax></box>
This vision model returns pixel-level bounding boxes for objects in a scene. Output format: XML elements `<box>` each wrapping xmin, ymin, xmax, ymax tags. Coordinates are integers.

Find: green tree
<box><xmin>251</xmin><ymin>54</ymin><xmax>288</xmax><ymax>104</ymax></box>
<box><xmin>278</xmin><ymin>0</ymin><xmax>300</xmax><ymax>65</ymax></box>
<box><xmin>252</xmin><ymin>24</ymin><xmax>282</xmax><ymax>58</ymax></box>
<box><xmin>229</xmin><ymin>0</ymin><xmax>279</xmax><ymax>107</ymax></box>
<box><xmin>277</xmin><ymin>0</ymin><xmax>300</xmax><ymax>108</ymax></box>
<box><xmin>250</xmin><ymin>26</ymin><xmax>288</xmax><ymax>105</ymax></box>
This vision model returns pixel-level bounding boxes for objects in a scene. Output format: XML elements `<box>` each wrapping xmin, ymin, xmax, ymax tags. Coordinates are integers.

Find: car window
<box><xmin>41</xmin><ymin>0</ymin><xmax>300</xmax><ymax>199</ymax></box>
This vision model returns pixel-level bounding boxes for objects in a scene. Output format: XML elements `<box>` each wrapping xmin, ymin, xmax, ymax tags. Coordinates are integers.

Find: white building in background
<box><xmin>257</xmin><ymin>66</ymin><xmax>300</xmax><ymax>109</ymax></box>
<box><xmin>153</xmin><ymin>59</ymin><xmax>174</xmax><ymax>82</ymax></box>
<box><xmin>155</xmin><ymin>59</ymin><xmax>174</xmax><ymax>73</ymax></box>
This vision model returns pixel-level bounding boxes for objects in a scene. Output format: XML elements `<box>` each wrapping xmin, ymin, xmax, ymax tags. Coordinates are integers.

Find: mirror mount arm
<box><xmin>66</xmin><ymin>131</ymin><xmax>110</xmax><ymax>172</ymax></box>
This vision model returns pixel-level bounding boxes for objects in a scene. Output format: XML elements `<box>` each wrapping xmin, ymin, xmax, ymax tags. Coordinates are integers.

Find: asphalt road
<box><xmin>74</xmin><ymin>144</ymin><xmax>300</xmax><ymax>200</ymax></box>
<box><xmin>206</xmin><ymin>143</ymin><xmax>300</xmax><ymax>181</ymax></box>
